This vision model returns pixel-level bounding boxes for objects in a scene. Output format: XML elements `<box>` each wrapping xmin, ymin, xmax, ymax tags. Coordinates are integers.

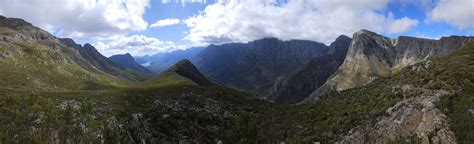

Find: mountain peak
<box><xmin>173</xmin><ymin>59</ymin><xmax>193</xmax><ymax>67</ymax></box>
<box><xmin>328</xmin><ymin>35</ymin><xmax>352</xmax><ymax>55</ymax></box>
<box><xmin>355</xmin><ymin>29</ymin><xmax>378</xmax><ymax>36</ymax></box>
<box><xmin>165</xmin><ymin>59</ymin><xmax>213</xmax><ymax>86</ymax></box>
<box><xmin>335</xmin><ymin>35</ymin><xmax>351</xmax><ymax>41</ymax></box>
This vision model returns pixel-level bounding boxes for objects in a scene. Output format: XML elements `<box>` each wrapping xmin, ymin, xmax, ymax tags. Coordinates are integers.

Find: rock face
<box><xmin>194</xmin><ymin>37</ymin><xmax>328</xmax><ymax>91</ymax></box>
<box><xmin>0</xmin><ymin>15</ymin><xmax>54</xmax><ymax>41</ymax></box>
<box><xmin>262</xmin><ymin>35</ymin><xmax>352</xmax><ymax>103</ymax></box>
<box><xmin>341</xmin><ymin>87</ymin><xmax>456</xmax><ymax>144</ymax></box>
<box><xmin>304</xmin><ymin>29</ymin><xmax>474</xmax><ymax>103</ymax></box>
<box><xmin>109</xmin><ymin>53</ymin><xmax>154</xmax><ymax>75</ymax></box>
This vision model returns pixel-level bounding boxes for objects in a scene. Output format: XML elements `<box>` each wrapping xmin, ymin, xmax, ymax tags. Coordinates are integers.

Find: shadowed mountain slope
<box><xmin>109</xmin><ymin>53</ymin><xmax>154</xmax><ymax>75</ymax></box>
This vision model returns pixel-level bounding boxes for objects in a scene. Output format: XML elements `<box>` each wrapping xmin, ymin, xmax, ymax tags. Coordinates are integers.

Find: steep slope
<box><xmin>0</xmin><ymin>15</ymin><xmax>146</xmax><ymax>90</ymax></box>
<box><xmin>145</xmin><ymin>59</ymin><xmax>213</xmax><ymax>86</ymax></box>
<box><xmin>109</xmin><ymin>53</ymin><xmax>154</xmax><ymax>75</ymax></box>
<box><xmin>135</xmin><ymin>47</ymin><xmax>204</xmax><ymax>73</ymax></box>
<box><xmin>338</xmin><ymin>42</ymin><xmax>474</xmax><ymax>143</ymax></box>
<box><xmin>305</xmin><ymin>29</ymin><xmax>474</xmax><ymax>102</ymax></box>
<box><xmin>262</xmin><ymin>35</ymin><xmax>351</xmax><ymax>103</ymax></box>
<box><xmin>59</xmin><ymin>38</ymin><xmax>150</xmax><ymax>81</ymax></box>
<box><xmin>194</xmin><ymin>38</ymin><xmax>328</xmax><ymax>91</ymax></box>
<box><xmin>259</xmin><ymin>42</ymin><xmax>474</xmax><ymax>143</ymax></box>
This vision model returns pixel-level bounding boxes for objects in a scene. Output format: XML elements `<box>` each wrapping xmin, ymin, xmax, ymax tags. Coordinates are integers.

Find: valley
<box><xmin>0</xmin><ymin>14</ymin><xmax>473</xmax><ymax>144</ymax></box>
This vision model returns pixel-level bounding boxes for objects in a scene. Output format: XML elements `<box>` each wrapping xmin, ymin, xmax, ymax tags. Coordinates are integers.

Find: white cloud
<box><xmin>0</xmin><ymin>0</ymin><xmax>150</xmax><ymax>40</ymax></box>
<box><xmin>428</xmin><ymin>0</ymin><xmax>474</xmax><ymax>29</ymax></box>
<box><xmin>94</xmin><ymin>35</ymin><xmax>187</xmax><ymax>57</ymax></box>
<box><xmin>162</xmin><ymin>0</ymin><xmax>207</xmax><ymax>5</ymax></box>
<box><xmin>184</xmin><ymin>0</ymin><xmax>420</xmax><ymax>45</ymax></box>
<box><xmin>387</xmin><ymin>16</ymin><xmax>419</xmax><ymax>34</ymax></box>
<box><xmin>150</xmin><ymin>18</ymin><xmax>181</xmax><ymax>28</ymax></box>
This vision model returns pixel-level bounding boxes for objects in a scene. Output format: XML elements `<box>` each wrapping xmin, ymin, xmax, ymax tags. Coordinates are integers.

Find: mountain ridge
<box><xmin>194</xmin><ymin>37</ymin><xmax>329</xmax><ymax>92</ymax></box>
<box><xmin>261</xmin><ymin>35</ymin><xmax>352</xmax><ymax>103</ymax></box>
<box><xmin>304</xmin><ymin>29</ymin><xmax>474</xmax><ymax>103</ymax></box>
<box><xmin>109</xmin><ymin>53</ymin><xmax>154</xmax><ymax>75</ymax></box>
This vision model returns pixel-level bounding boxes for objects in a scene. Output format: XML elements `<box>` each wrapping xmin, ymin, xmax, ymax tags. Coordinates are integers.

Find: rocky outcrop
<box><xmin>304</xmin><ymin>30</ymin><xmax>474</xmax><ymax>103</ymax></box>
<box><xmin>0</xmin><ymin>15</ymin><xmax>54</xmax><ymax>41</ymax></box>
<box><xmin>109</xmin><ymin>53</ymin><xmax>154</xmax><ymax>75</ymax></box>
<box><xmin>262</xmin><ymin>35</ymin><xmax>352</xmax><ymax>103</ymax></box>
<box><xmin>341</xmin><ymin>87</ymin><xmax>456</xmax><ymax>144</ymax></box>
<box><xmin>194</xmin><ymin>37</ymin><xmax>328</xmax><ymax>91</ymax></box>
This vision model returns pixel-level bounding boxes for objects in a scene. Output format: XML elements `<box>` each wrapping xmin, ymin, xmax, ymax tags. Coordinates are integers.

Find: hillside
<box><xmin>0</xmin><ymin>15</ymin><xmax>472</xmax><ymax>144</ymax></box>
<box><xmin>263</xmin><ymin>42</ymin><xmax>474</xmax><ymax>143</ymax></box>
<box><xmin>144</xmin><ymin>59</ymin><xmax>214</xmax><ymax>87</ymax></box>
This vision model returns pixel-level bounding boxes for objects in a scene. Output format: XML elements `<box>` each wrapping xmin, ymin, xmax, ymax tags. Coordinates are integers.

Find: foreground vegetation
<box><xmin>0</xmin><ymin>42</ymin><xmax>473</xmax><ymax>143</ymax></box>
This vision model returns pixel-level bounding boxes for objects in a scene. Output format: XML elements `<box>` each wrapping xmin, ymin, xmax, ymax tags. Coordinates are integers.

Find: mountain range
<box><xmin>1</xmin><ymin>15</ymin><xmax>473</xmax><ymax>143</ymax></box>
<box><xmin>134</xmin><ymin>47</ymin><xmax>204</xmax><ymax>73</ymax></box>
<box><xmin>109</xmin><ymin>53</ymin><xmax>155</xmax><ymax>75</ymax></box>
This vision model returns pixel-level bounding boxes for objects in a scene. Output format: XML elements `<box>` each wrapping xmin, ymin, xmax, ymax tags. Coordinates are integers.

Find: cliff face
<box><xmin>194</xmin><ymin>38</ymin><xmax>328</xmax><ymax>91</ymax></box>
<box><xmin>262</xmin><ymin>35</ymin><xmax>352</xmax><ymax>103</ymax></box>
<box><xmin>305</xmin><ymin>30</ymin><xmax>474</xmax><ymax>103</ymax></box>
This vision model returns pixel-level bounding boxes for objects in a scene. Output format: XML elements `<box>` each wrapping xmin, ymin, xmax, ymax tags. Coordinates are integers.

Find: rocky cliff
<box><xmin>262</xmin><ymin>35</ymin><xmax>352</xmax><ymax>103</ymax></box>
<box><xmin>194</xmin><ymin>37</ymin><xmax>328</xmax><ymax>91</ymax></box>
<box><xmin>304</xmin><ymin>30</ymin><xmax>474</xmax><ymax>103</ymax></box>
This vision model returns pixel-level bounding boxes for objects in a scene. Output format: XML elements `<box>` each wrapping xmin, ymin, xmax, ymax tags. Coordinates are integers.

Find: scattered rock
<box><xmin>58</xmin><ymin>99</ymin><xmax>81</xmax><ymax>110</ymax></box>
<box><xmin>341</xmin><ymin>89</ymin><xmax>456</xmax><ymax>144</ymax></box>
<box><xmin>128</xmin><ymin>113</ymin><xmax>153</xmax><ymax>144</ymax></box>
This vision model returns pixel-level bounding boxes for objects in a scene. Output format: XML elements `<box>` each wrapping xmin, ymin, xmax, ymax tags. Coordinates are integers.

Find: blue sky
<box><xmin>0</xmin><ymin>0</ymin><xmax>473</xmax><ymax>56</ymax></box>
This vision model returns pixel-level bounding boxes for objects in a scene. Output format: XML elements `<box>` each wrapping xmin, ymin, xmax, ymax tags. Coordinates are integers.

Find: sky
<box><xmin>0</xmin><ymin>0</ymin><xmax>473</xmax><ymax>57</ymax></box>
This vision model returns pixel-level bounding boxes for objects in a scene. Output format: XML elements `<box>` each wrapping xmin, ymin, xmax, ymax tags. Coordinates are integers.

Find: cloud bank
<box><xmin>94</xmin><ymin>35</ymin><xmax>186</xmax><ymax>57</ymax></box>
<box><xmin>184</xmin><ymin>0</ymin><xmax>420</xmax><ymax>45</ymax></box>
<box><xmin>428</xmin><ymin>0</ymin><xmax>474</xmax><ymax>29</ymax></box>
<box><xmin>0</xmin><ymin>0</ymin><xmax>150</xmax><ymax>40</ymax></box>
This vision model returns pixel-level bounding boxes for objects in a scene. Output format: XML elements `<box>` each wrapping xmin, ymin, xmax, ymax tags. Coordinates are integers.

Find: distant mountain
<box><xmin>109</xmin><ymin>53</ymin><xmax>154</xmax><ymax>75</ymax></box>
<box><xmin>58</xmin><ymin>38</ymin><xmax>150</xmax><ymax>81</ymax></box>
<box><xmin>304</xmin><ymin>29</ymin><xmax>474</xmax><ymax>103</ymax></box>
<box><xmin>261</xmin><ymin>35</ymin><xmax>352</xmax><ymax>103</ymax></box>
<box><xmin>135</xmin><ymin>47</ymin><xmax>204</xmax><ymax>73</ymax></box>
<box><xmin>145</xmin><ymin>59</ymin><xmax>213</xmax><ymax>86</ymax></box>
<box><xmin>194</xmin><ymin>37</ymin><xmax>329</xmax><ymax>91</ymax></box>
